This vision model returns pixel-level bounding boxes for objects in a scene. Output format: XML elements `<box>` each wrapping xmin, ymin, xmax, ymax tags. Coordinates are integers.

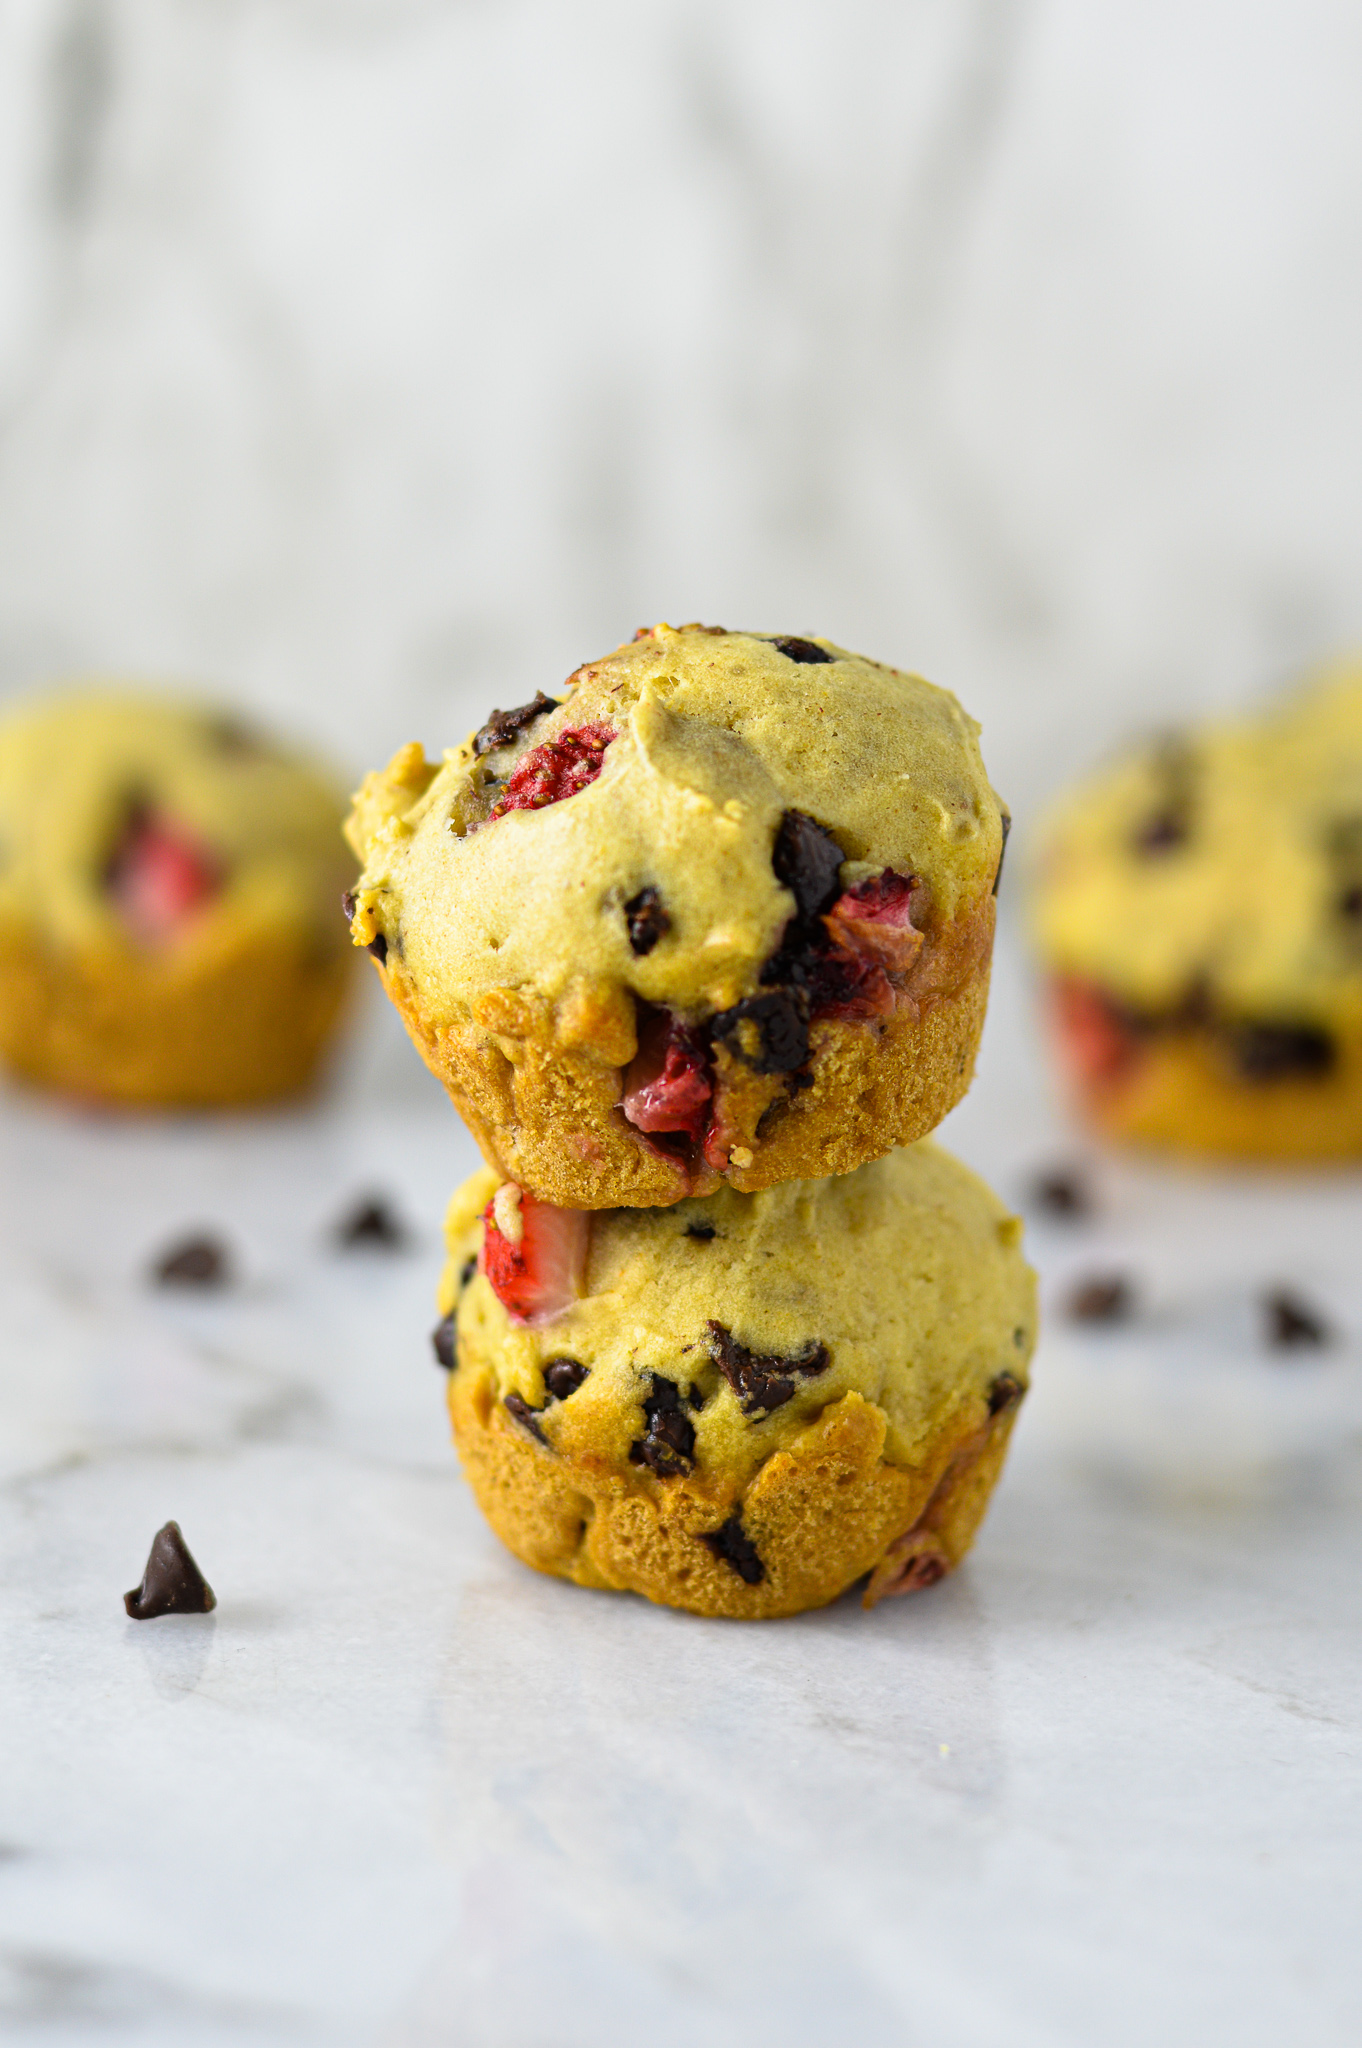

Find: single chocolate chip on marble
<box><xmin>334</xmin><ymin>1196</ymin><xmax>408</xmax><ymax>1250</ymax></box>
<box><xmin>624</xmin><ymin>886</ymin><xmax>671</xmax><ymax>957</ymax></box>
<box><xmin>711</xmin><ymin>990</ymin><xmax>810</xmax><ymax>1075</ymax></box>
<box><xmin>124</xmin><ymin>1522</ymin><xmax>216</xmax><ymax>1620</ymax></box>
<box><xmin>366</xmin><ymin>931</ymin><xmax>388</xmax><ymax>964</ymax></box>
<box><xmin>1263</xmin><ymin>1289</ymin><xmax>1330</xmax><ymax>1350</ymax></box>
<box><xmin>629</xmin><ymin>1374</ymin><xmax>696</xmax><ymax>1476</ymax></box>
<box><xmin>1066</xmin><ymin>1275</ymin><xmax>1132</xmax><ymax>1323</ymax></box>
<box><xmin>543</xmin><ymin>1358</ymin><xmax>590</xmax><ymax>1400</ymax></box>
<box><xmin>472</xmin><ymin>692</ymin><xmax>560</xmax><ymax>756</ymax></box>
<box><xmin>771</xmin><ymin>636</ymin><xmax>833</xmax><ymax>666</ymax></box>
<box><xmin>1031</xmin><ymin>1168</ymin><xmax>1092</xmax><ymax>1219</ymax></box>
<box><xmin>153</xmin><ymin>1235</ymin><xmax>228</xmax><ymax>1288</ymax></box>
<box><xmin>504</xmin><ymin>1393</ymin><xmax>548</xmax><ymax>1444</ymax></box>
<box><xmin>1227</xmin><ymin>1021</ymin><xmax>1335</xmax><ymax>1081</ymax></box>
<box><xmin>431</xmin><ymin>1313</ymin><xmax>457</xmax><ymax>1371</ymax></box>
<box><xmin>701</xmin><ymin>1515</ymin><xmax>765</xmax><ymax>1585</ymax></box>
<box><xmin>992</xmin><ymin>810</ymin><xmax>1012</xmax><ymax>897</ymax></box>
<box><xmin>684</xmin><ymin>1220</ymin><xmax>717</xmax><ymax>1241</ymax></box>
<box><xmin>771</xmin><ymin>808</ymin><xmax>844</xmax><ymax>918</ymax></box>
<box><xmin>707</xmin><ymin>1320</ymin><xmax>830</xmax><ymax>1418</ymax></box>
<box><xmin>987</xmin><ymin>1372</ymin><xmax>1026</xmax><ymax>1416</ymax></box>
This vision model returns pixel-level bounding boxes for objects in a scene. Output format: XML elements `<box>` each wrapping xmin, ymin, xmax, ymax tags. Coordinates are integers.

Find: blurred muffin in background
<box><xmin>0</xmin><ymin>688</ymin><xmax>355</xmax><ymax>1108</ymax></box>
<box><xmin>1031</xmin><ymin>663</ymin><xmax>1362</xmax><ymax>1161</ymax></box>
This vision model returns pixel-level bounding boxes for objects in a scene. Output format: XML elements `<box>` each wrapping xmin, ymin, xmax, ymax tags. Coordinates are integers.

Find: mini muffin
<box><xmin>434</xmin><ymin>1141</ymin><xmax>1035</xmax><ymax>1620</ymax></box>
<box><xmin>1031</xmin><ymin>663</ymin><xmax>1362</xmax><ymax>1159</ymax></box>
<box><xmin>346</xmin><ymin>625</ymin><xmax>1007</xmax><ymax>1207</ymax></box>
<box><xmin>0</xmin><ymin>688</ymin><xmax>354</xmax><ymax>1107</ymax></box>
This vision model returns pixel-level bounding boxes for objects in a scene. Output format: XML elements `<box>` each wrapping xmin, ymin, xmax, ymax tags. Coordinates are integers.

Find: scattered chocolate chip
<box><xmin>342</xmin><ymin>888</ymin><xmax>357</xmax><ymax>921</ymax></box>
<box><xmin>987</xmin><ymin>1372</ymin><xmax>1025</xmax><ymax>1416</ymax></box>
<box><xmin>624</xmin><ymin>885</ymin><xmax>670</xmax><ymax>956</ymax></box>
<box><xmin>543</xmin><ymin>1358</ymin><xmax>590</xmax><ymax>1400</ymax></box>
<box><xmin>1263</xmin><ymin>1289</ymin><xmax>1330</xmax><ymax>1350</ymax></box>
<box><xmin>771</xmin><ymin>809</ymin><xmax>844</xmax><ymax>919</ymax></box>
<box><xmin>123</xmin><ymin>1522</ymin><xmax>216</xmax><ymax>1620</ymax></box>
<box><xmin>504</xmin><ymin>1392</ymin><xmax>548</xmax><ymax>1444</ymax></box>
<box><xmin>1031</xmin><ymin>1168</ymin><xmax>1092</xmax><ymax>1219</ymax></box>
<box><xmin>629</xmin><ymin>1374</ymin><xmax>696</xmax><ymax>1475</ymax></box>
<box><xmin>1132</xmin><ymin>811</ymin><xmax>1190</xmax><ymax>854</ymax></box>
<box><xmin>684</xmin><ymin>1221</ymin><xmax>717</xmax><ymax>1241</ymax></box>
<box><xmin>334</xmin><ymin>1196</ymin><xmax>408</xmax><ymax>1250</ymax></box>
<box><xmin>992</xmin><ymin>811</ymin><xmax>1011</xmax><ymax>897</ymax></box>
<box><xmin>707</xmin><ymin>1321</ymin><xmax>830</xmax><ymax>1418</ymax></box>
<box><xmin>152</xmin><ymin>1235</ymin><xmax>228</xmax><ymax>1288</ymax></box>
<box><xmin>686</xmin><ymin>1382</ymin><xmax>707</xmax><ymax>1410</ymax></box>
<box><xmin>366</xmin><ymin>931</ymin><xmax>388</xmax><ymax>964</ymax></box>
<box><xmin>431</xmin><ymin>1313</ymin><xmax>457</xmax><ymax>1371</ymax></box>
<box><xmin>771</xmin><ymin>636</ymin><xmax>833</xmax><ymax>666</ymax></box>
<box><xmin>1226</xmin><ymin>1021</ymin><xmax>1335</xmax><ymax>1081</ymax></box>
<box><xmin>1066</xmin><ymin>1276</ymin><xmax>1132</xmax><ymax>1323</ymax></box>
<box><xmin>701</xmin><ymin>1514</ymin><xmax>765</xmax><ymax>1584</ymax></box>
<box><xmin>460</xmin><ymin>1255</ymin><xmax>478</xmax><ymax>1289</ymax></box>
<box><xmin>711</xmin><ymin>990</ymin><xmax>810</xmax><ymax>1075</ymax></box>
<box><xmin>472</xmin><ymin>692</ymin><xmax>560</xmax><ymax>756</ymax></box>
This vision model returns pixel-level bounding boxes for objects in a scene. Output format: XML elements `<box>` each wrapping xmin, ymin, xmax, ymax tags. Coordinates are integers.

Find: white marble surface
<box><xmin>2</xmin><ymin>940</ymin><xmax>1361</xmax><ymax>2048</ymax></box>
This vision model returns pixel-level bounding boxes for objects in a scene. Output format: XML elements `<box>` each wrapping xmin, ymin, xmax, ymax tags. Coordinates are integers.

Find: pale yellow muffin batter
<box><xmin>347</xmin><ymin>625</ymin><xmax>1007</xmax><ymax>1207</ymax></box>
<box><xmin>436</xmin><ymin>1141</ymin><xmax>1036</xmax><ymax>1620</ymax></box>
<box><xmin>0</xmin><ymin>688</ymin><xmax>355</xmax><ymax>1107</ymax></box>
<box><xmin>1032</xmin><ymin>664</ymin><xmax>1362</xmax><ymax>1158</ymax></box>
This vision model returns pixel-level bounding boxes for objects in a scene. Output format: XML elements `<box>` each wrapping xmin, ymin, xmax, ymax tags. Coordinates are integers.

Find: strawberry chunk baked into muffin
<box><xmin>433</xmin><ymin>1142</ymin><xmax>1036</xmax><ymax>1620</ymax></box>
<box><xmin>1032</xmin><ymin>664</ymin><xmax>1362</xmax><ymax>1159</ymax></box>
<box><xmin>0</xmin><ymin>689</ymin><xmax>354</xmax><ymax>1107</ymax></box>
<box><xmin>346</xmin><ymin>625</ymin><xmax>1007</xmax><ymax>1207</ymax></box>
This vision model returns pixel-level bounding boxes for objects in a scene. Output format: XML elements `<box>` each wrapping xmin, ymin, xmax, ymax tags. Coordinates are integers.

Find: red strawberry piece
<box><xmin>823</xmin><ymin>870</ymin><xmax>922</xmax><ymax>977</ymax></box>
<box><xmin>107</xmin><ymin>809</ymin><xmax>221</xmax><ymax>943</ymax></box>
<box><xmin>479</xmin><ymin>1187</ymin><xmax>588</xmax><ymax>1326</ymax></box>
<box><xmin>489</xmin><ymin>723</ymin><xmax>617</xmax><ymax>818</ymax></box>
<box><xmin>1051</xmin><ymin>977</ymin><xmax>1144</xmax><ymax>1089</ymax></box>
<box><xmin>621</xmin><ymin>1011</ymin><xmax>713</xmax><ymax>1140</ymax></box>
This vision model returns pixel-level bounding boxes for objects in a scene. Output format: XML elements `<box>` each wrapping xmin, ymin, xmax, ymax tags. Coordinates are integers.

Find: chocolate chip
<box><xmin>711</xmin><ymin>990</ymin><xmax>810</xmax><ymax>1075</ymax></box>
<box><xmin>771</xmin><ymin>809</ymin><xmax>844</xmax><ymax>919</ymax></box>
<box><xmin>1031</xmin><ymin>1169</ymin><xmax>1092</xmax><ymax>1218</ymax></box>
<box><xmin>431</xmin><ymin>1313</ymin><xmax>457</xmax><ymax>1371</ymax></box>
<box><xmin>1131</xmin><ymin>737</ymin><xmax>1196</xmax><ymax>855</ymax></box>
<box><xmin>987</xmin><ymin>1371</ymin><xmax>1025</xmax><ymax>1416</ymax></box>
<box><xmin>707</xmin><ymin>1321</ymin><xmax>829</xmax><ymax>1418</ymax></box>
<box><xmin>993</xmin><ymin>810</ymin><xmax>1011</xmax><ymax>897</ymax></box>
<box><xmin>687</xmin><ymin>1383</ymin><xmax>707</xmax><ymax>1410</ymax></box>
<box><xmin>1263</xmin><ymin>1289</ymin><xmax>1330</xmax><ymax>1350</ymax></box>
<box><xmin>624</xmin><ymin>886</ymin><xmax>670</xmax><ymax>956</ymax></box>
<box><xmin>1226</xmin><ymin>1021</ymin><xmax>1335</xmax><ymax>1080</ymax></box>
<box><xmin>701</xmin><ymin>1514</ymin><xmax>765</xmax><ymax>1584</ymax></box>
<box><xmin>460</xmin><ymin>1255</ymin><xmax>478</xmax><ymax>1289</ymax></box>
<box><xmin>504</xmin><ymin>1392</ymin><xmax>548</xmax><ymax>1444</ymax></box>
<box><xmin>1339</xmin><ymin>885</ymin><xmax>1362</xmax><ymax>921</ymax></box>
<box><xmin>123</xmin><ymin>1522</ymin><xmax>216</xmax><ymax>1620</ymax></box>
<box><xmin>366</xmin><ymin>931</ymin><xmax>388</xmax><ymax>964</ymax></box>
<box><xmin>1132</xmin><ymin>812</ymin><xmax>1190</xmax><ymax>854</ymax></box>
<box><xmin>334</xmin><ymin>1196</ymin><xmax>408</xmax><ymax>1250</ymax></box>
<box><xmin>543</xmin><ymin>1358</ymin><xmax>589</xmax><ymax>1400</ymax></box>
<box><xmin>152</xmin><ymin>1235</ymin><xmax>228</xmax><ymax>1287</ymax></box>
<box><xmin>342</xmin><ymin>888</ymin><xmax>357</xmax><ymax>921</ymax></box>
<box><xmin>684</xmin><ymin>1221</ymin><xmax>717</xmax><ymax>1241</ymax></box>
<box><xmin>1066</xmin><ymin>1276</ymin><xmax>1132</xmax><ymax>1323</ymax></box>
<box><xmin>629</xmin><ymin>1374</ymin><xmax>696</xmax><ymax>1475</ymax></box>
<box><xmin>771</xmin><ymin>636</ymin><xmax>833</xmax><ymax>666</ymax></box>
<box><xmin>472</xmin><ymin>692</ymin><xmax>560</xmax><ymax>756</ymax></box>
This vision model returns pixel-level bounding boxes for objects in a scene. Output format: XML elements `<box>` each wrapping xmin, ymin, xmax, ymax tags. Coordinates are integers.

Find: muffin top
<box><xmin>442</xmin><ymin>1140</ymin><xmax>1036</xmax><ymax>1491</ymax></box>
<box><xmin>345</xmin><ymin>625</ymin><xmax>1006</xmax><ymax>1024</ymax></box>
<box><xmin>0</xmin><ymin>688</ymin><xmax>351</xmax><ymax>955</ymax></box>
<box><xmin>1032</xmin><ymin>664</ymin><xmax>1362</xmax><ymax>1023</ymax></box>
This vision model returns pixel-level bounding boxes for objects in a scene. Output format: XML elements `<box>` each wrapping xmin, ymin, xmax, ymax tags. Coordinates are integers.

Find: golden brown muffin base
<box><xmin>378</xmin><ymin>899</ymin><xmax>994</xmax><ymax>1208</ymax></box>
<box><xmin>0</xmin><ymin>922</ymin><xmax>353</xmax><ymax>1109</ymax></box>
<box><xmin>448</xmin><ymin>1362</ymin><xmax>1022</xmax><ymax>1620</ymax></box>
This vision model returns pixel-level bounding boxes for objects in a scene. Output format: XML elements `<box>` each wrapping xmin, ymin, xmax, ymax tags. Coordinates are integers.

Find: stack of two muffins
<box><xmin>345</xmin><ymin>627</ymin><xmax>1036</xmax><ymax>1618</ymax></box>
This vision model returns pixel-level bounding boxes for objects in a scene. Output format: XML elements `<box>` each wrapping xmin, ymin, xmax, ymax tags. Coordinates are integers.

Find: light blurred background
<box><xmin>0</xmin><ymin>0</ymin><xmax>1358</xmax><ymax>812</ymax></box>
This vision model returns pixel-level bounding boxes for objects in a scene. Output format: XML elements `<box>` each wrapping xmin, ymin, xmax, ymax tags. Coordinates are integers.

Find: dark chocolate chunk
<box><xmin>366</xmin><ymin>931</ymin><xmax>388</xmax><ymax>964</ymax></box>
<box><xmin>771</xmin><ymin>636</ymin><xmax>833</xmax><ymax>666</ymax></box>
<box><xmin>992</xmin><ymin>810</ymin><xmax>1012</xmax><ymax>897</ymax></box>
<box><xmin>1066</xmin><ymin>1275</ymin><xmax>1132</xmax><ymax>1323</ymax></box>
<box><xmin>987</xmin><ymin>1371</ymin><xmax>1025</xmax><ymax>1416</ymax></box>
<box><xmin>152</xmin><ymin>1235</ymin><xmax>228</xmax><ymax>1288</ymax></box>
<box><xmin>431</xmin><ymin>1312</ymin><xmax>457</xmax><ymax>1371</ymax></box>
<box><xmin>123</xmin><ymin>1522</ymin><xmax>216</xmax><ymax>1620</ymax></box>
<box><xmin>342</xmin><ymin>888</ymin><xmax>357</xmax><ymax>921</ymax></box>
<box><xmin>504</xmin><ymin>1392</ymin><xmax>548</xmax><ymax>1444</ymax></box>
<box><xmin>1226</xmin><ymin>1021</ymin><xmax>1335</xmax><ymax>1081</ymax></box>
<box><xmin>543</xmin><ymin>1357</ymin><xmax>590</xmax><ymax>1400</ymax></box>
<box><xmin>771</xmin><ymin>809</ymin><xmax>845</xmax><ymax>918</ymax></box>
<box><xmin>624</xmin><ymin>885</ymin><xmax>671</xmax><ymax>957</ymax></box>
<box><xmin>629</xmin><ymin>1374</ymin><xmax>696</xmax><ymax>1475</ymax></box>
<box><xmin>707</xmin><ymin>1320</ymin><xmax>830</xmax><ymax>1418</ymax></box>
<box><xmin>472</xmin><ymin>692</ymin><xmax>559</xmax><ymax>756</ymax></box>
<box><xmin>687</xmin><ymin>1382</ymin><xmax>707</xmax><ymax>1410</ymax></box>
<box><xmin>711</xmin><ymin>990</ymin><xmax>810</xmax><ymax>1075</ymax></box>
<box><xmin>701</xmin><ymin>1514</ymin><xmax>765</xmax><ymax>1584</ymax></box>
<box><xmin>1031</xmin><ymin>1168</ymin><xmax>1092</xmax><ymax>1219</ymax></box>
<box><xmin>1263</xmin><ymin>1289</ymin><xmax>1330</xmax><ymax>1350</ymax></box>
<box><xmin>334</xmin><ymin>1196</ymin><xmax>408</xmax><ymax>1250</ymax></box>
<box><xmin>684</xmin><ymin>1220</ymin><xmax>717</xmax><ymax>1241</ymax></box>
<box><xmin>460</xmin><ymin>1255</ymin><xmax>478</xmax><ymax>1289</ymax></box>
